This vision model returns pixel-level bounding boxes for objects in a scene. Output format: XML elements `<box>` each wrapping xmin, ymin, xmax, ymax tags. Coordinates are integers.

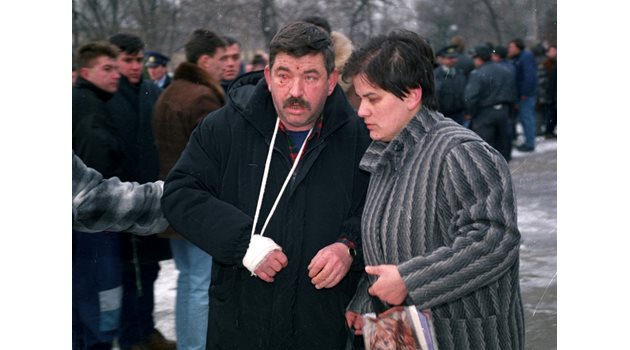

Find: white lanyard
<box><xmin>250</xmin><ymin>117</ymin><xmax>313</xmax><ymax>238</ymax></box>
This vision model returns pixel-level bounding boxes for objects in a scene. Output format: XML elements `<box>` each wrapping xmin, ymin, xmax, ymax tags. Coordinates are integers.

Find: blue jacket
<box><xmin>512</xmin><ymin>50</ymin><xmax>538</xmax><ymax>97</ymax></box>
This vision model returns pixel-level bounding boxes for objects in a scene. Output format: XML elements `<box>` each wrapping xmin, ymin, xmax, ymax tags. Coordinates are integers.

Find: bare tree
<box><xmin>479</xmin><ymin>0</ymin><xmax>503</xmax><ymax>44</ymax></box>
<box><xmin>73</xmin><ymin>0</ymin><xmax>132</xmax><ymax>46</ymax></box>
<box><xmin>73</xmin><ymin>0</ymin><xmax>556</xmax><ymax>61</ymax></box>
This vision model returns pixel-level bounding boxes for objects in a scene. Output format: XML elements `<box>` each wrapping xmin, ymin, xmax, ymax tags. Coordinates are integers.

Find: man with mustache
<box><xmin>161</xmin><ymin>21</ymin><xmax>371</xmax><ymax>349</ymax></box>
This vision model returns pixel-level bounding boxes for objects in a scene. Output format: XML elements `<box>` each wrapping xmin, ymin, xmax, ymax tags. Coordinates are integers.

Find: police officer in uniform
<box><xmin>434</xmin><ymin>45</ymin><xmax>468</xmax><ymax>126</ymax></box>
<box><xmin>145</xmin><ymin>51</ymin><xmax>172</xmax><ymax>90</ymax></box>
<box><xmin>464</xmin><ymin>45</ymin><xmax>517</xmax><ymax>161</ymax></box>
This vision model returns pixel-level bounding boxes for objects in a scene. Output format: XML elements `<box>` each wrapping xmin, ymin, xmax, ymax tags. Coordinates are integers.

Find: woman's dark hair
<box><xmin>268</xmin><ymin>21</ymin><xmax>335</xmax><ymax>75</ymax></box>
<box><xmin>342</xmin><ymin>29</ymin><xmax>438</xmax><ymax>111</ymax></box>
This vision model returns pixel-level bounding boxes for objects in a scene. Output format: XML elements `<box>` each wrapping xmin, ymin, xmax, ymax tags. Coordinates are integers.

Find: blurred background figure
<box><xmin>538</xmin><ymin>45</ymin><xmax>557</xmax><ymax>139</ymax></box>
<box><xmin>145</xmin><ymin>51</ymin><xmax>172</xmax><ymax>90</ymax></box>
<box><xmin>153</xmin><ymin>28</ymin><xmax>226</xmax><ymax>350</ymax></box>
<box><xmin>492</xmin><ymin>44</ymin><xmax>518</xmax><ymax>157</ymax></box>
<box><xmin>247</xmin><ymin>52</ymin><xmax>268</xmax><ymax>72</ymax></box>
<box><xmin>108</xmin><ymin>33</ymin><xmax>176</xmax><ymax>350</ymax></box>
<box><xmin>219</xmin><ymin>36</ymin><xmax>244</xmax><ymax>93</ymax></box>
<box><xmin>72</xmin><ymin>40</ymin><xmax>124</xmax><ymax>350</ymax></box>
<box><xmin>508</xmin><ymin>38</ymin><xmax>539</xmax><ymax>152</ymax></box>
<box><xmin>450</xmin><ymin>35</ymin><xmax>475</xmax><ymax>77</ymax></box>
<box><xmin>434</xmin><ymin>45</ymin><xmax>468</xmax><ymax>127</ymax></box>
<box><xmin>300</xmin><ymin>15</ymin><xmax>360</xmax><ymax>109</ymax></box>
<box><xmin>465</xmin><ymin>45</ymin><xmax>517</xmax><ymax>162</ymax></box>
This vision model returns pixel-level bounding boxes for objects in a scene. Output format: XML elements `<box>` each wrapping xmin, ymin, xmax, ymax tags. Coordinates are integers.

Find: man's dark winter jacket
<box><xmin>107</xmin><ymin>76</ymin><xmax>170</xmax><ymax>264</ymax></box>
<box><xmin>464</xmin><ymin>62</ymin><xmax>517</xmax><ymax>117</ymax></box>
<box><xmin>73</xmin><ymin>76</ymin><xmax>124</xmax><ymax>178</ymax></box>
<box><xmin>162</xmin><ymin>72</ymin><xmax>371</xmax><ymax>350</ymax></box>
<box><xmin>434</xmin><ymin>66</ymin><xmax>467</xmax><ymax>116</ymax></box>
<box><xmin>107</xmin><ymin>76</ymin><xmax>161</xmax><ymax>184</ymax></box>
<box><xmin>511</xmin><ymin>50</ymin><xmax>538</xmax><ymax>97</ymax></box>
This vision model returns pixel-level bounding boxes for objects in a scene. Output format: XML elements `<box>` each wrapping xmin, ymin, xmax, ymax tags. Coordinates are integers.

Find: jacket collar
<box><xmin>173</xmin><ymin>62</ymin><xmax>223</xmax><ymax>91</ymax></box>
<box><xmin>74</xmin><ymin>76</ymin><xmax>114</xmax><ymax>102</ymax></box>
<box><xmin>359</xmin><ymin>107</ymin><xmax>444</xmax><ymax>173</ymax></box>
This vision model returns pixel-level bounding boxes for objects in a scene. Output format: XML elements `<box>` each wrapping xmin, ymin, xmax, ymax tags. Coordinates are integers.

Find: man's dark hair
<box><xmin>269</xmin><ymin>21</ymin><xmax>335</xmax><ymax>75</ymax></box>
<box><xmin>77</xmin><ymin>41</ymin><xmax>120</xmax><ymax>69</ymax></box>
<box><xmin>108</xmin><ymin>33</ymin><xmax>144</xmax><ymax>54</ymax></box>
<box><xmin>342</xmin><ymin>29</ymin><xmax>438</xmax><ymax>111</ymax></box>
<box><xmin>510</xmin><ymin>38</ymin><xmax>526</xmax><ymax>51</ymax></box>
<box><xmin>222</xmin><ymin>36</ymin><xmax>240</xmax><ymax>47</ymax></box>
<box><xmin>185</xmin><ymin>29</ymin><xmax>227</xmax><ymax>64</ymax></box>
<box><xmin>300</xmin><ymin>16</ymin><xmax>332</xmax><ymax>34</ymax></box>
<box><xmin>251</xmin><ymin>54</ymin><xmax>266</xmax><ymax>66</ymax></box>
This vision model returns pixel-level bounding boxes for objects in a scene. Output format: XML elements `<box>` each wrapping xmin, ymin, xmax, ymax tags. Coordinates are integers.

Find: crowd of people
<box><xmin>72</xmin><ymin>16</ymin><xmax>554</xmax><ymax>350</ymax></box>
<box><xmin>433</xmin><ymin>37</ymin><xmax>557</xmax><ymax>160</ymax></box>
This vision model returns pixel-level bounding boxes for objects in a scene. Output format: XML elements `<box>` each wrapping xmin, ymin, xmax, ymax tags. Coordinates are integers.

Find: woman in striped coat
<box><xmin>342</xmin><ymin>30</ymin><xmax>524</xmax><ymax>350</ymax></box>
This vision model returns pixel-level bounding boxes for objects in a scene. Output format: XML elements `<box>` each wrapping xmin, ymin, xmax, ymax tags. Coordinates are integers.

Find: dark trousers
<box><xmin>543</xmin><ymin>103</ymin><xmax>557</xmax><ymax>135</ymax></box>
<box><xmin>72</xmin><ymin>231</ymin><xmax>122</xmax><ymax>350</ymax></box>
<box><xmin>118</xmin><ymin>260</ymin><xmax>160</xmax><ymax>347</ymax></box>
<box><xmin>470</xmin><ymin>106</ymin><xmax>511</xmax><ymax>161</ymax></box>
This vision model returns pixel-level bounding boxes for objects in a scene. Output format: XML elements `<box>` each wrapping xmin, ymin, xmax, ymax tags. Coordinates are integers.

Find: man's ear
<box><xmin>327</xmin><ymin>69</ymin><xmax>339</xmax><ymax>96</ymax></box>
<box><xmin>263</xmin><ymin>65</ymin><xmax>271</xmax><ymax>92</ymax></box>
<box><xmin>404</xmin><ymin>87</ymin><xmax>422</xmax><ymax>111</ymax></box>
<box><xmin>79</xmin><ymin>67</ymin><xmax>91</xmax><ymax>80</ymax></box>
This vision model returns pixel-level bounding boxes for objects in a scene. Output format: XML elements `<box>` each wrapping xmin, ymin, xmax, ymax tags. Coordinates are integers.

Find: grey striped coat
<box><xmin>348</xmin><ymin>108</ymin><xmax>524</xmax><ymax>350</ymax></box>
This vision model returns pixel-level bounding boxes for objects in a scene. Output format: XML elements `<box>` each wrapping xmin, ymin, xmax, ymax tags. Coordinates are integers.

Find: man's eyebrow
<box><xmin>303</xmin><ymin>68</ymin><xmax>321</xmax><ymax>75</ymax></box>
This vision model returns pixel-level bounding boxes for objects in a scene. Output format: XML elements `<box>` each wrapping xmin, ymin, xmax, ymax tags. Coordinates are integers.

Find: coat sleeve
<box><xmin>161</xmin><ymin>117</ymin><xmax>252</xmax><ymax>265</ymax></box>
<box><xmin>396</xmin><ymin>141</ymin><xmax>521</xmax><ymax>310</ymax></box>
<box><xmin>346</xmin><ymin>273</ymin><xmax>374</xmax><ymax>314</ymax></box>
<box><xmin>72</xmin><ymin>152</ymin><xmax>168</xmax><ymax>234</ymax></box>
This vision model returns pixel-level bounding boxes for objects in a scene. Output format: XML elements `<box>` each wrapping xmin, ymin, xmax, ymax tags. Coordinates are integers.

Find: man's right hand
<box><xmin>345</xmin><ymin>310</ymin><xmax>364</xmax><ymax>335</ymax></box>
<box><xmin>254</xmin><ymin>250</ymin><xmax>288</xmax><ymax>283</ymax></box>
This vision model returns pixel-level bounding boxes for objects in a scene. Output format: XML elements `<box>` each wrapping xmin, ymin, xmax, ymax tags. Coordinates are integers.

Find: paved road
<box><xmin>510</xmin><ymin>138</ymin><xmax>558</xmax><ymax>349</ymax></box>
<box><xmin>152</xmin><ymin>138</ymin><xmax>558</xmax><ymax>349</ymax></box>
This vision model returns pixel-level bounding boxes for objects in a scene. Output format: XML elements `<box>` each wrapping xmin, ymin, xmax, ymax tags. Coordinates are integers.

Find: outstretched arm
<box><xmin>72</xmin><ymin>151</ymin><xmax>168</xmax><ymax>234</ymax></box>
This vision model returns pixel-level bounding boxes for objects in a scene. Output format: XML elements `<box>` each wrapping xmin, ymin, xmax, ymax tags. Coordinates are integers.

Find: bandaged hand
<box><xmin>242</xmin><ymin>234</ymin><xmax>287</xmax><ymax>282</ymax></box>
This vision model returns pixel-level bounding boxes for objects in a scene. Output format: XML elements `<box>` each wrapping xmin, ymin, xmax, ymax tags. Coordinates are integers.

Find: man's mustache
<box><xmin>283</xmin><ymin>97</ymin><xmax>311</xmax><ymax>110</ymax></box>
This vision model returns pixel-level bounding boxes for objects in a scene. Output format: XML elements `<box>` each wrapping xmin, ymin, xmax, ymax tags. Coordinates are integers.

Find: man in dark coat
<box><xmin>161</xmin><ymin>22</ymin><xmax>371</xmax><ymax>350</ymax></box>
<box><xmin>465</xmin><ymin>45</ymin><xmax>518</xmax><ymax>161</ymax></box>
<box><xmin>72</xmin><ymin>40</ymin><xmax>126</xmax><ymax>350</ymax></box>
<box><xmin>434</xmin><ymin>45</ymin><xmax>468</xmax><ymax>126</ymax></box>
<box><xmin>107</xmin><ymin>33</ymin><xmax>175</xmax><ymax>350</ymax></box>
